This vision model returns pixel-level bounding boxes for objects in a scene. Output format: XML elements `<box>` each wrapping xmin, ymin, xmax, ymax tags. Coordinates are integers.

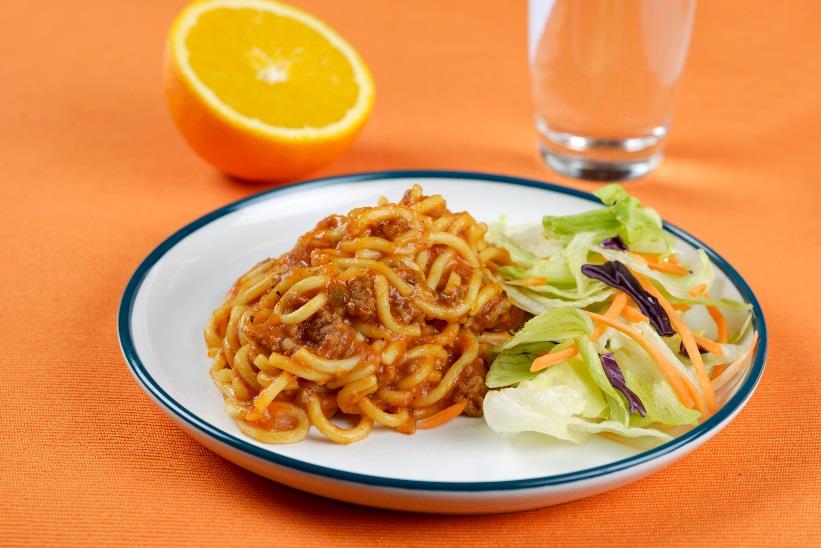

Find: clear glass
<box><xmin>528</xmin><ymin>0</ymin><xmax>697</xmax><ymax>181</ymax></box>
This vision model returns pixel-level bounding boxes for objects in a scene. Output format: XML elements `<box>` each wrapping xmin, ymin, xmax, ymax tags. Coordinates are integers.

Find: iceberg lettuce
<box><xmin>484</xmin><ymin>322</ymin><xmax>703</xmax><ymax>446</ymax></box>
<box><xmin>486</xmin><ymin>308</ymin><xmax>593</xmax><ymax>388</ymax></box>
<box><xmin>542</xmin><ymin>184</ymin><xmax>674</xmax><ymax>254</ymax></box>
<box><xmin>482</xmin><ymin>184</ymin><xmax>754</xmax><ymax>448</ymax></box>
<box><xmin>483</xmin><ymin>353</ymin><xmax>677</xmax><ymax>444</ymax></box>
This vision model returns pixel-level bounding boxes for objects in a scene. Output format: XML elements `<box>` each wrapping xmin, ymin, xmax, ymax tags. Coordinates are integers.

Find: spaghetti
<box><xmin>205</xmin><ymin>185</ymin><xmax>525</xmax><ymax>444</ymax></box>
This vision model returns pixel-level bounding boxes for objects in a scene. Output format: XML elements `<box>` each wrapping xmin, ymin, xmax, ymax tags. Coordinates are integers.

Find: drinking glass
<box><xmin>528</xmin><ymin>0</ymin><xmax>697</xmax><ymax>181</ymax></box>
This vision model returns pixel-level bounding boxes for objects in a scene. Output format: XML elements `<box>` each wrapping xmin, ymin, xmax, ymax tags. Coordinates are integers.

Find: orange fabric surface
<box><xmin>2</xmin><ymin>0</ymin><xmax>820</xmax><ymax>545</ymax></box>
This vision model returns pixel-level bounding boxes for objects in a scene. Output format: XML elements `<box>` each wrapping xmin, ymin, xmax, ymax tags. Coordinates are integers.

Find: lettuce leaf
<box><xmin>484</xmin><ymin>341</ymin><xmax>553</xmax><ymax>388</ymax></box>
<box><xmin>482</xmin><ymin>327</ymin><xmax>696</xmax><ymax>446</ymax></box>
<box><xmin>489</xmin><ymin>226</ymin><xmax>615</xmax><ymax>314</ymax></box>
<box><xmin>481</xmin><ymin>184</ymin><xmax>754</xmax><ymax>448</ymax></box>
<box><xmin>483</xmin><ymin>321</ymin><xmax>703</xmax><ymax>446</ymax></box>
<box><xmin>731</xmin><ymin>313</ymin><xmax>754</xmax><ymax>344</ymax></box>
<box><xmin>631</xmin><ymin>322</ymin><xmax>700</xmax><ymax>388</ymax></box>
<box><xmin>522</xmin><ymin>359</ymin><xmax>607</xmax><ymax>418</ymax></box>
<box><xmin>483</xmin><ymin>382</ymin><xmax>593</xmax><ymax>444</ymax></box>
<box><xmin>486</xmin><ymin>308</ymin><xmax>593</xmax><ymax>388</ymax></box>
<box><xmin>492</xmin><ymin>231</ymin><xmax>602</xmax><ymax>291</ymax></box>
<box><xmin>666</xmin><ymin>293</ymin><xmax>752</xmax><ymax>312</ymax></box>
<box><xmin>577</xmin><ymin>337</ymin><xmax>629</xmax><ymax>426</ymax></box>
<box><xmin>495</xmin><ymin>308</ymin><xmax>593</xmax><ymax>353</ymax></box>
<box><xmin>597</xmin><ymin>247</ymin><xmax>714</xmax><ymax>299</ymax></box>
<box><xmin>606</xmin><ymin>331</ymin><xmax>701</xmax><ymax>428</ymax></box>
<box><xmin>498</xmin><ymin>283</ymin><xmax>614</xmax><ymax>316</ymax></box>
<box><xmin>566</xmin><ymin>418</ymin><xmax>674</xmax><ymax>443</ymax></box>
<box><xmin>483</xmin><ymin>361</ymin><xmax>674</xmax><ymax>444</ymax></box>
<box><xmin>542</xmin><ymin>184</ymin><xmax>673</xmax><ymax>254</ymax></box>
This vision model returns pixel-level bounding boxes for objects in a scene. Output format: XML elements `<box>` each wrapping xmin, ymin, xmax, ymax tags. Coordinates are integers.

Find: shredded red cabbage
<box><xmin>601</xmin><ymin>235</ymin><xmax>627</xmax><ymax>251</ymax></box>
<box><xmin>581</xmin><ymin>261</ymin><xmax>675</xmax><ymax>336</ymax></box>
<box><xmin>600</xmin><ymin>353</ymin><xmax>646</xmax><ymax>417</ymax></box>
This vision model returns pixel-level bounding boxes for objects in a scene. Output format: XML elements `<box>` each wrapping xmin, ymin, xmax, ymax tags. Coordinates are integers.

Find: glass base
<box><xmin>536</xmin><ymin>118</ymin><xmax>666</xmax><ymax>182</ymax></box>
<box><xmin>540</xmin><ymin>146</ymin><xmax>661</xmax><ymax>182</ymax></box>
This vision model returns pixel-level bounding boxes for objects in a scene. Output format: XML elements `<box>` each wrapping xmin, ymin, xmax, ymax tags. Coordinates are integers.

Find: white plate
<box><xmin>118</xmin><ymin>171</ymin><xmax>767</xmax><ymax>513</ymax></box>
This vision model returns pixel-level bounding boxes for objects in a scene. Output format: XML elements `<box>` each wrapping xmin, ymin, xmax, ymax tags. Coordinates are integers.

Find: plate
<box><xmin>118</xmin><ymin>171</ymin><xmax>767</xmax><ymax>513</ymax></box>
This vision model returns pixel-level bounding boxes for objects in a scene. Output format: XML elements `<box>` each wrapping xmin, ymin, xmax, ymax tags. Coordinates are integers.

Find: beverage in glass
<box><xmin>529</xmin><ymin>0</ymin><xmax>697</xmax><ymax>180</ymax></box>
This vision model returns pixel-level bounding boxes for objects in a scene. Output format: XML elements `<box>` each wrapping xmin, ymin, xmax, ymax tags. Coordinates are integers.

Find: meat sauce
<box><xmin>239</xmin><ymin>196</ymin><xmax>525</xmax><ymax>421</ymax></box>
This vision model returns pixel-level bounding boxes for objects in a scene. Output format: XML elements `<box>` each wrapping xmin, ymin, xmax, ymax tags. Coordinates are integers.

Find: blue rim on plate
<box><xmin>117</xmin><ymin>170</ymin><xmax>767</xmax><ymax>492</ymax></box>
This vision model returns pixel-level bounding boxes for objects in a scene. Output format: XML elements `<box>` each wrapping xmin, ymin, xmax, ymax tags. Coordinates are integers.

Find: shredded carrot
<box><xmin>706</xmin><ymin>305</ymin><xmax>728</xmax><ymax>343</ymax></box>
<box><xmin>591</xmin><ymin>292</ymin><xmax>628</xmax><ymax>339</ymax></box>
<box><xmin>647</xmin><ymin>261</ymin><xmax>689</xmax><ymax>276</ymax></box>
<box><xmin>416</xmin><ymin>400</ymin><xmax>467</xmax><ymax>429</ymax></box>
<box><xmin>710</xmin><ymin>364</ymin><xmax>728</xmax><ymax>380</ymax></box>
<box><xmin>507</xmin><ymin>276</ymin><xmax>548</xmax><ymax>287</ymax></box>
<box><xmin>689</xmin><ymin>283</ymin><xmax>708</xmax><ymax>297</ymax></box>
<box><xmin>672</xmin><ymin>303</ymin><xmax>691</xmax><ymax>311</ymax></box>
<box><xmin>692</xmin><ymin>334</ymin><xmax>724</xmax><ymax>357</ymax></box>
<box><xmin>712</xmin><ymin>334</ymin><xmax>759</xmax><ymax>391</ymax></box>
<box><xmin>621</xmin><ymin>304</ymin><xmax>647</xmax><ymax>323</ymax></box>
<box><xmin>682</xmin><ymin>379</ymin><xmax>709</xmax><ymax>417</ymax></box>
<box><xmin>530</xmin><ymin>345</ymin><xmax>579</xmax><ymax>372</ymax></box>
<box><xmin>634</xmin><ymin>253</ymin><xmax>690</xmax><ymax>276</ymax></box>
<box><xmin>585</xmin><ymin>312</ymin><xmax>700</xmax><ymax>412</ymax></box>
<box><xmin>634</xmin><ymin>274</ymin><xmax>717</xmax><ymax>414</ymax></box>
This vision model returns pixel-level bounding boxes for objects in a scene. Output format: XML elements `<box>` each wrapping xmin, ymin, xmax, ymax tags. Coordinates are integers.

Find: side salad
<box><xmin>483</xmin><ymin>185</ymin><xmax>757</xmax><ymax>445</ymax></box>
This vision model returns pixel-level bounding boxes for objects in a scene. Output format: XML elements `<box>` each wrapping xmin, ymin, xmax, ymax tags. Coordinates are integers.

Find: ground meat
<box><xmin>468</xmin><ymin>293</ymin><xmax>526</xmax><ymax>333</ymax></box>
<box><xmin>439</xmin><ymin>282</ymin><xmax>467</xmax><ymax>307</ymax></box>
<box><xmin>278</xmin><ymin>214</ymin><xmax>347</xmax><ymax>271</ymax></box>
<box><xmin>376</xmin><ymin>361</ymin><xmax>398</xmax><ymax>387</ymax></box>
<box><xmin>242</xmin><ymin>315</ymin><xmax>292</xmax><ymax>354</ymax></box>
<box><xmin>434</xmin><ymin>255</ymin><xmax>471</xmax><ymax>305</ymax></box>
<box><xmin>278</xmin><ymin>243</ymin><xmax>312</xmax><ymax>271</ymax></box>
<box><xmin>372</xmin><ymin>218</ymin><xmax>409</xmax><ymax>240</ymax></box>
<box><xmin>394</xmin><ymin>263</ymin><xmax>420</xmax><ymax>286</ymax></box>
<box><xmin>389</xmin><ymin>286</ymin><xmax>424</xmax><ymax>324</ymax></box>
<box><xmin>298</xmin><ymin>309</ymin><xmax>359</xmax><ymax>359</ymax></box>
<box><xmin>345</xmin><ymin>276</ymin><xmax>376</xmax><ymax>320</ymax></box>
<box><xmin>451</xmin><ymin>358</ymin><xmax>488</xmax><ymax>417</ymax></box>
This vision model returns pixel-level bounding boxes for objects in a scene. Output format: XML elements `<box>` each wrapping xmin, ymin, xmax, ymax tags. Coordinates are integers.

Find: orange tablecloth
<box><xmin>3</xmin><ymin>0</ymin><xmax>819</xmax><ymax>544</ymax></box>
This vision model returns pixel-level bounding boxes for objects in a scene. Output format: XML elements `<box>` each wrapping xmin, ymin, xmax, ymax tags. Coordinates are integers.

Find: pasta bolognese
<box><xmin>205</xmin><ymin>185</ymin><xmax>524</xmax><ymax>444</ymax></box>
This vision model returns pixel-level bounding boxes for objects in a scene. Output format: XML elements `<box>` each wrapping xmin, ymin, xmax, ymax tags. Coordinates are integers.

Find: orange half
<box><xmin>164</xmin><ymin>0</ymin><xmax>375</xmax><ymax>181</ymax></box>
